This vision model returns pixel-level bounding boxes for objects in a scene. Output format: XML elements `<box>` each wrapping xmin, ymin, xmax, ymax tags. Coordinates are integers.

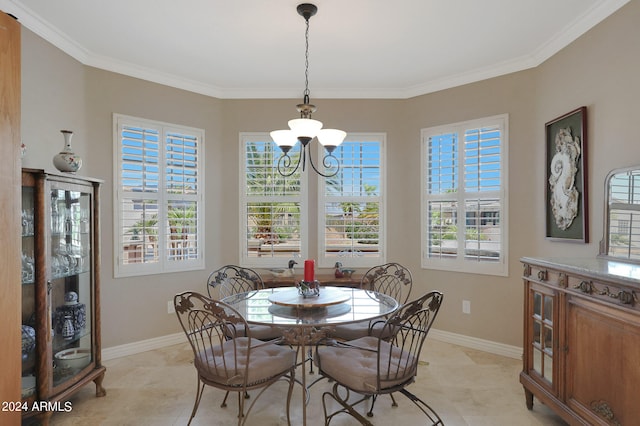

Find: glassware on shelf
<box><xmin>80</xmin><ymin>209</ymin><xmax>90</xmax><ymax>234</ymax></box>
<box><xmin>51</xmin><ymin>192</ymin><xmax>61</xmax><ymax>235</ymax></box>
<box><xmin>22</xmin><ymin>208</ymin><xmax>34</xmax><ymax>236</ymax></box>
<box><xmin>21</xmin><ymin>253</ymin><xmax>35</xmax><ymax>283</ymax></box>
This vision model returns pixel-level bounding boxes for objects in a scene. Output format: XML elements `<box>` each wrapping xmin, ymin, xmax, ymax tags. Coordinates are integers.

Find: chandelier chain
<box><xmin>303</xmin><ymin>16</ymin><xmax>310</xmax><ymax>100</ymax></box>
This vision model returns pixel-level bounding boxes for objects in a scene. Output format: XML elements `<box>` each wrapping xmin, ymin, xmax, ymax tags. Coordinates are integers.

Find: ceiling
<box><xmin>1</xmin><ymin>0</ymin><xmax>629</xmax><ymax>99</ymax></box>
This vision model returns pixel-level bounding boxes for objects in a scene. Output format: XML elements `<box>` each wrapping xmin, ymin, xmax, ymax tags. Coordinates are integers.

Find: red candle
<box><xmin>304</xmin><ymin>259</ymin><xmax>315</xmax><ymax>282</ymax></box>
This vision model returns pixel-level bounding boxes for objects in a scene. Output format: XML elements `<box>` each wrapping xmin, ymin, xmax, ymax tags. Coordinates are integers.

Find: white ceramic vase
<box><xmin>53</xmin><ymin>130</ymin><xmax>82</xmax><ymax>173</ymax></box>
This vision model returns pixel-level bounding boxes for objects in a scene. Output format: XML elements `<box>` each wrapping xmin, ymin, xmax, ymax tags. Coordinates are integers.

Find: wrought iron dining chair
<box><xmin>330</xmin><ymin>262</ymin><xmax>413</xmax><ymax>341</ymax></box>
<box><xmin>207</xmin><ymin>265</ymin><xmax>283</xmax><ymax>341</ymax></box>
<box><xmin>315</xmin><ymin>291</ymin><xmax>444</xmax><ymax>425</ymax></box>
<box><xmin>174</xmin><ymin>291</ymin><xmax>297</xmax><ymax>426</ymax></box>
<box><xmin>207</xmin><ymin>265</ymin><xmax>264</xmax><ymax>299</ymax></box>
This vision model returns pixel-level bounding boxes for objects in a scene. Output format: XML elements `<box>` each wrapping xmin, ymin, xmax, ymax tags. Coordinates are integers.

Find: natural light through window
<box><xmin>318</xmin><ymin>134</ymin><xmax>385</xmax><ymax>268</ymax></box>
<box><xmin>240</xmin><ymin>133</ymin><xmax>307</xmax><ymax>266</ymax></box>
<box><xmin>421</xmin><ymin>115</ymin><xmax>508</xmax><ymax>276</ymax></box>
<box><xmin>240</xmin><ymin>133</ymin><xmax>385</xmax><ymax>269</ymax></box>
<box><xmin>113</xmin><ymin>114</ymin><xmax>204</xmax><ymax>277</ymax></box>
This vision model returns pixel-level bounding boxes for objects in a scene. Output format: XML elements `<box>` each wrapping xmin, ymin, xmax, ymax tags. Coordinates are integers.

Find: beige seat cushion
<box><xmin>196</xmin><ymin>337</ymin><xmax>295</xmax><ymax>386</ymax></box>
<box><xmin>331</xmin><ymin>320</ymin><xmax>390</xmax><ymax>341</ymax></box>
<box><xmin>236</xmin><ymin>324</ymin><xmax>283</xmax><ymax>341</ymax></box>
<box><xmin>315</xmin><ymin>336</ymin><xmax>415</xmax><ymax>393</ymax></box>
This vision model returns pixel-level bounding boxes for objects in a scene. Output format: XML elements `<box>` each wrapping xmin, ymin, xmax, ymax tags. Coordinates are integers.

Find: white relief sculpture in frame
<box><xmin>548</xmin><ymin>127</ymin><xmax>581</xmax><ymax>230</ymax></box>
<box><xmin>544</xmin><ymin>107</ymin><xmax>588</xmax><ymax>242</ymax></box>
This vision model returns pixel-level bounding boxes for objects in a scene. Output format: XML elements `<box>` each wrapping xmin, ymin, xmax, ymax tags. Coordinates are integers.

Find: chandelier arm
<box><xmin>307</xmin><ymin>143</ymin><xmax>340</xmax><ymax>178</ymax></box>
<box><xmin>322</xmin><ymin>152</ymin><xmax>340</xmax><ymax>169</ymax></box>
<box><xmin>277</xmin><ymin>152</ymin><xmax>302</xmax><ymax>177</ymax></box>
<box><xmin>302</xmin><ymin>145</ymin><xmax>307</xmax><ymax>172</ymax></box>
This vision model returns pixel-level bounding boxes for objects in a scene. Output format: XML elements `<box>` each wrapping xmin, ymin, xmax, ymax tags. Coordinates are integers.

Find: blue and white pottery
<box><xmin>21</xmin><ymin>325</ymin><xmax>36</xmax><ymax>359</ymax></box>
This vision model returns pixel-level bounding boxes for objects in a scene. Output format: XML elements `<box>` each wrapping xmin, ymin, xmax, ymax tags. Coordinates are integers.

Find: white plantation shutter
<box><xmin>421</xmin><ymin>115</ymin><xmax>508</xmax><ymax>276</ymax></box>
<box><xmin>240</xmin><ymin>134</ymin><xmax>307</xmax><ymax>267</ymax></box>
<box><xmin>114</xmin><ymin>114</ymin><xmax>204</xmax><ymax>277</ymax></box>
<box><xmin>318</xmin><ymin>135</ymin><xmax>386</xmax><ymax>268</ymax></box>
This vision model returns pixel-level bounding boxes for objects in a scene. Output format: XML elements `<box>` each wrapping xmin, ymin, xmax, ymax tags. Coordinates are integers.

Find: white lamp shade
<box><xmin>317</xmin><ymin>129</ymin><xmax>346</xmax><ymax>147</ymax></box>
<box><xmin>270</xmin><ymin>130</ymin><xmax>298</xmax><ymax>148</ymax></box>
<box><xmin>288</xmin><ymin>118</ymin><xmax>323</xmax><ymax>139</ymax></box>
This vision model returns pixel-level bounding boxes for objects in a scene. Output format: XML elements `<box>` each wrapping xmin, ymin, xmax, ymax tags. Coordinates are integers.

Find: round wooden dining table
<box><xmin>222</xmin><ymin>286</ymin><xmax>399</xmax><ymax>425</ymax></box>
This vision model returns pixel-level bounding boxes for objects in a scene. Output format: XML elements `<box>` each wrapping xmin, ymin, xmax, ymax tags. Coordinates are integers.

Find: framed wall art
<box><xmin>545</xmin><ymin>106</ymin><xmax>588</xmax><ymax>242</ymax></box>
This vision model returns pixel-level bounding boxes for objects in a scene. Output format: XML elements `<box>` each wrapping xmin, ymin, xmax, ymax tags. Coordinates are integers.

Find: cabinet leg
<box><xmin>94</xmin><ymin>371</ymin><xmax>107</xmax><ymax>397</ymax></box>
<box><xmin>524</xmin><ymin>388</ymin><xmax>533</xmax><ymax>410</ymax></box>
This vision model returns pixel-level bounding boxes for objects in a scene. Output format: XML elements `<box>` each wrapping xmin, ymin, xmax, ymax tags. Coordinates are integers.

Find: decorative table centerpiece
<box><xmin>297</xmin><ymin>279</ymin><xmax>320</xmax><ymax>298</ymax></box>
<box><xmin>298</xmin><ymin>259</ymin><xmax>320</xmax><ymax>298</ymax></box>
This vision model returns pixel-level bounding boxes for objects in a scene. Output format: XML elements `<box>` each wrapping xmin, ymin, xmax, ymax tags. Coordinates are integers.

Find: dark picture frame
<box><xmin>545</xmin><ymin>106</ymin><xmax>588</xmax><ymax>242</ymax></box>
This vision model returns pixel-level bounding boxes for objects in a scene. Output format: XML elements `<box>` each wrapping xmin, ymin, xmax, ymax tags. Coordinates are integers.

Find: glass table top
<box><xmin>222</xmin><ymin>286</ymin><xmax>399</xmax><ymax>327</ymax></box>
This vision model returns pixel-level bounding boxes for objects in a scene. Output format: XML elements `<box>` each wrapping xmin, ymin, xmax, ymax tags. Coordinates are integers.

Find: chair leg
<box><xmin>221</xmin><ymin>391</ymin><xmax>230</xmax><ymax>407</ymax></box>
<box><xmin>366</xmin><ymin>394</ymin><xmax>378</xmax><ymax>417</ymax></box>
<box><xmin>390</xmin><ymin>392</ymin><xmax>398</xmax><ymax>407</ymax></box>
<box><xmin>398</xmin><ymin>388</ymin><xmax>444</xmax><ymax>426</ymax></box>
<box><xmin>239</xmin><ymin>375</ymin><xmax>296</xmax><ymax>426</ymax></box>
<box><xmin>188</xmin><ymin>380</ymin><xmax>205</xmax><ymax>426</ymax></box>
<box><xmin>236</xmin><ymin>391</ymin><xmax>247</xmax><ymax>426</ymax></box>
<box><xmin>365</xmin><ymin>392</ymin><xmax>398</xmax><ymax>417</ymax></box>
<box><xmin>285</xmin><ymin>368</ymin><xmax>296</xmax><ymax>426</ymax></box>
<box><xmin>322</xmin><ymin>383</ymin><xmax>372</xmax><ymax>426</ymax></box>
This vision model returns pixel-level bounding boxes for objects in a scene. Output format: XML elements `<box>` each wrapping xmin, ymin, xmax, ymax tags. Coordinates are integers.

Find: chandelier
<box><xmin>270</xmin><ymin>3</ymin><xmax>346</xmax><ymax>178</ymax></box>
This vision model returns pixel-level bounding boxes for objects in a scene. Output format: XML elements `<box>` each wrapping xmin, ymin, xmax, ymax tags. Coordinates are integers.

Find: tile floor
<box><xmin>42</xmin><ymin>339</ymin><xmax>567</xmax><ymax>426</ymax></box>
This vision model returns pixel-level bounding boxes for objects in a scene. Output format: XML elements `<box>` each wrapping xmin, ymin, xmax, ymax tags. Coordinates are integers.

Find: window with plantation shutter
<box><xmin>421</xmin><ymin>115</ymin><xmax>508</xmax><ymax>276</ymax></box>
<box><xmin>318</xmin><ymin>134</ymin><xmax>385</xmax><ymax>268</ymax></box>
<box><xmin>240</xmin><ymin>133</ymin><xmax>386</xmax><ymax>269</ymax></box>
<box><xmin>114</xmin><ymin>114</ymin><xmax>204</xmax><ymax>277</ymax></box>
<box><xmin>240</xmin><ymin>133</ymin><xmax>307</xmax><ymax>267</ymax></box>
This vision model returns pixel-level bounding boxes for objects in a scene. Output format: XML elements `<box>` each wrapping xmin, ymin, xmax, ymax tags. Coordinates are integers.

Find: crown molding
<box><xmin>1</xmin><ymin>0</ymin><xmax>630</xmax><ymax>100</ymax></box>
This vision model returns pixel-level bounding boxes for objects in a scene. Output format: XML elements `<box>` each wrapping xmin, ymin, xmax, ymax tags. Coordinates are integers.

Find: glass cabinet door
<box><xmin>528</xmin><ymin>285</ymin><xmax>555</xmax><ymax>389</ymax></box>
<box><xmin>49</xmin><ymin>184</ymin><xmax>93</xmax><ymax>389</ymax></box>
<box><xmin>21</xmin><ymin>185</ymin><xmax>37</xmax><ymax>399</ymax></box>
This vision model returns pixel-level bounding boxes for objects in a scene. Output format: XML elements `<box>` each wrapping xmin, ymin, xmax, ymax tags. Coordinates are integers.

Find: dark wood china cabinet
<box><xmin>21</xmin><ymin>168</ymin><xmax>105</xmax><ymax>425</ymax></box>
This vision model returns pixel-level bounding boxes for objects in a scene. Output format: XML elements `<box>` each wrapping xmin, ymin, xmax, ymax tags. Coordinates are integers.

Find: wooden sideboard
<box><xmin>261</xmin><ymin>273</ymin><xmax>361</xmax><ymax>289</ymax></box>
<box><xmin>520</xmin><ymin>257</ymin><xmax>640</xmax><ymax>426</ymax></box>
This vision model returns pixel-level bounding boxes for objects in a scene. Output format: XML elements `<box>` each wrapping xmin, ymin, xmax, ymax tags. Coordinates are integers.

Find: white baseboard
<box><xmin>428</xmin><ymin>328</ymin><xmax>523</xmax><ymax>360</ymax></box>
<box><xmin>102</xmin><ymin>332</ymin><xmax>185</xmax><ymax>361</ymax></box>
<box><xmin>102</xmin><ymin>328</ymin><xmax>523</xmax><ymax>361</ymax></box>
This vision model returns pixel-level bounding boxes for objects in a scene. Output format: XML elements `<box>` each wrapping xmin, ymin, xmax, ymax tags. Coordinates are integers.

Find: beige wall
<box><xmin>19</xmin><ymin>1</ymin><xmax>640</xmax><ymax>349</ymax></box>
<box><xmin>533</xmin><ymin>4</ymin><xmax>640</xmax><ymax>257</ymax></box>
<box><xmin>404</xmin><ymin>71</ymin><xmax>538</xmax><ymax>344</ymax></box>
<box><xmin>20</xmin><ymin>29</ymin><xmax>86</xmax><ymax>171</ymax></box>
<box><xmin>84</xmin><ymin>68</ymin><xmax>224</xmax><ymax>347</ymax></box>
